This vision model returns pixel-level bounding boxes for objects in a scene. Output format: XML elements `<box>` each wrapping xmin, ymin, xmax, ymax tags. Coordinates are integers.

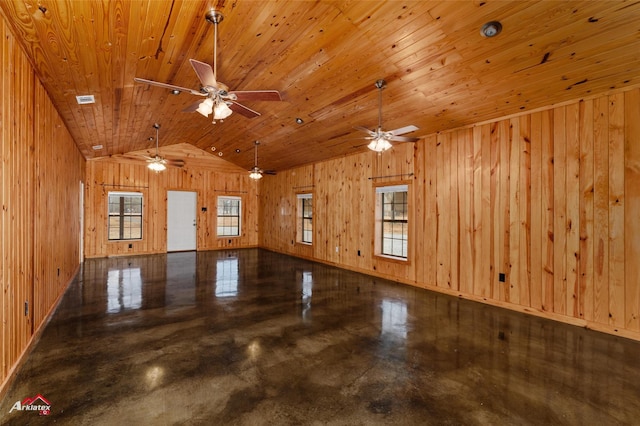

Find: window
<box><xmin>375</xmin><ymin>185</ymin><xmax>408</xmax><ymax>259</ymax></box>
<box><xmin>217</xmin><ymin>196</ymin><xmax>241</xmax><ymax>236</ymax></box>
<box><xmin>108</xmin><ymin>192</ymin><xmax>143</xmax><ymax>240</ymax></box>
<box><xmin>296</xmin><ymin>193</ymin><xmax>313</xmax><ymax>244</ymax></box>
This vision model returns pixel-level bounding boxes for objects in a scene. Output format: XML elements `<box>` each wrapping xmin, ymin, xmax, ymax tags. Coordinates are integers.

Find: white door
<box><xmin>167</xmin><ymin>191</ymin><xmax>197</xmax><ymax>252</ymax></box>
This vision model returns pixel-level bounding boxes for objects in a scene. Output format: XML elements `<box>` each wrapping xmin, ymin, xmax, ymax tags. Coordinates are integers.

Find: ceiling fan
<box><xmin>134</xmin><ymin>10</ymin><xmax>282</xmax><ymax>123</ymax></box>
<box><xmin>249</xmin><ymin>141</ymin><xmax>276</xmax><ymax>180</ymax></box>
<box><xmin>355</xmin><ymin>79</ymin><xmax>420</xmax><ymax>152</ymax></box>
<box><xmin>145</xmin><ymin>123</ymin><xmax>184</xmax><ymax>172</ymax></box>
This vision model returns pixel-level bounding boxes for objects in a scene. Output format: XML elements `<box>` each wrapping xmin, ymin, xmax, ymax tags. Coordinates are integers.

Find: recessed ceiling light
<box><xmin>235</xmin><ymin>149</ymin><xmax>241</xmax><ymax>153</ymax></box>
<box><xmin>211</xmin><ymin>146</ymin><xmax>216</xmax><ymax>152</ymax></box>
<box><xmin>92</xmin><ymin>144</ymin><xmax>103</xmax><ymax>150</ymax></box>
<box><xmin>76</xmin><ymin>95</ymin><xmax>95</xmax><ymax>104</ymax></box>
<box><xmin>170</xmin><ymin>90</ymin><xmax>180</xmax><ymax>95</ymax></box>
<box><xmin>295</xmin><ymin>117</ymin><xmax>304</xmax><ymax>124</ymax></box>
<box><xmin>480</xmin><ymin>21</ymin><xmax>502</xmax><ymax>38</ymax></box>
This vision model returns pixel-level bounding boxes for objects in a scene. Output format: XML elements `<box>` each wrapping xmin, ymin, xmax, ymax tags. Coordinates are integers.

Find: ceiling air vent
<box><xmin>76</xmin><ymin>95</ymin><xmax>95</xmax><ymax>105</ymax></box>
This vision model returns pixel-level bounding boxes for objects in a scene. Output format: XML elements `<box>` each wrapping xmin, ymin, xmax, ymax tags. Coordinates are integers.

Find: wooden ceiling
<box><xmin>1</xmin><ymin>1</ymin><xmax>639</xmax><ymax>173</ymax></box>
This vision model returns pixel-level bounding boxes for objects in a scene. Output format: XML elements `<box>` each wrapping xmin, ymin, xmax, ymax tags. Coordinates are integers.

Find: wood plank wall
<box><xmin>260</xmin><ymin>87</ymin><xmax>640</xmax><ymax>341</ymax></box>
<box><xmin>84</xmin><ymin>159</ymin><xmax>260</xmax><ymax>258</ymax></box>
<box><xmin>1</xmin><ymin>18</ymin><xmax>85</xmax><ymax>395</ymax></box>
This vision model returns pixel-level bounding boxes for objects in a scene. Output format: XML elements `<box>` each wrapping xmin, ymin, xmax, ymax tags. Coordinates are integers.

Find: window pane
<box><xmin>108</xmin><ymin>217</ymin><xmax>121</xmax><ymax>239</ymax></box>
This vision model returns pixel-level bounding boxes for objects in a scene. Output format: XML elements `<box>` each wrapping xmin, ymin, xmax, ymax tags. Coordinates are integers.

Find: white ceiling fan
<box><xmin>134</xmin><ymin>10</ymin><xmax>282</xmax><ymax>123</ymax></box>
<box><xmin>249</xmin><ymin>141</ymin><xmax>276</xmax><ymax>180</ymax></box>
<box><xmin>355</xmin><ymin>79</ymin><xmax>420</xmax><ymax>152</ymax></box>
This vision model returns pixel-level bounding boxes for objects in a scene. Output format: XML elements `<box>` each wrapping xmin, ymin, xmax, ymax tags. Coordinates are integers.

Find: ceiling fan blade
<box><xmin>182</xmin><ymin>100</ymin><xmax>203</xmax><ymax>113</ymax></box>
<box><xmin>354</xmin><ymin>126</ymin><xmax>376</xmax><ymax>137</ymax></box>
<box><xmin>165</xmin><ymin>159</ymin><xmax>185</xmax><ymax>167</ymax></box>
<box><xmin>134</xmin><ymin>78</ymin><xmax>205</xmax><ymax>96</ymax></box>
<box><xmin>230</xmin><ymin>90</ymin><xmax>282</xmax><ymax>102</ymax></box>
<box><xmin>229</xmin><ymin>101</ymin><xmax>261</xmax><ymax>118</ymax></box>
<box><xmin>351</xmin><ymin>143</ymin><xmax>369</xmax><ymax>149</ymax></box>
<box><xmin>389</xmin><ymin>135</ymin><xmax>420</xmax><ymax>142</ymax></box>
<box><xmin>189</xmin><ymin>59</ymin><xmax>217</xmax><ymax>88</ymax></box>
<box><xmin>263</xmin><ymin>170</ymin><xmax>277</xmax><ymax>175</ymax></box>
<box><xmin>388</xmin><ymin>125</ymin><xmax>419</xmax><ymax>136</ymax></box>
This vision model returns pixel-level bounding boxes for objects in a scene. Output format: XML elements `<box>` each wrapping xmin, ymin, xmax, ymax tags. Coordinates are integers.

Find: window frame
<box><xmin>216</xmin><ymin>196</ymin><xmax>242</xmax><ymax>237</ymax></box>
<box><xmin>374</xmin><ymin>183</ymin><xmax>410</xmax><ymax>261</ymax></box>
<box><xmin>107</xmin><ymin>192</ymin><xmax>143</xmax><ymax>241</ymax></box>
<box><xmin>296</xmin><ymin>193</ymin><xmax>313</xmax><ymax>245</ymax></box>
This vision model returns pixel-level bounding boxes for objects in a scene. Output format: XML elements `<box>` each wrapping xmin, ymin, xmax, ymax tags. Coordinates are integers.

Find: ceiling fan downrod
<box><xmin>205</xmin><ymin>10</ymin><xmax>224</xmax><ymax>83</ymax></box>
<box><xmin>375</xmin><ymin>79</ymin><xmax>386</xmax><ymax>131</ymax></box>
<box><xmin>153</xmin><ymin>123</ymin><xmax>160</xmax><ymax>156</ymax></box>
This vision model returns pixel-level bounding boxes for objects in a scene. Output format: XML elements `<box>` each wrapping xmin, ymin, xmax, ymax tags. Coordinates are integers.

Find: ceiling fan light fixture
<box><xmin>249</xmin><ymin>169</ymin><xmax>263</xmax><ymax>180</ymax></box>
<box><xmin>196</xmin><ymin>98</ymin><xmax>214</xmax><ymax>117</ymax></box>
<box><xmin>368</xmin><ymin>137</ymin><xmax>393</xmax><ymax>152</ymax></box>
<box><xmin>147</xmin><ymin>159</ymin><xmax>167</xmax><ymax>172</ymax></box>
<box><xmin>213</xmin><ymin>100</ymin><xmax>233</xmax><ymax>120</ymax></box>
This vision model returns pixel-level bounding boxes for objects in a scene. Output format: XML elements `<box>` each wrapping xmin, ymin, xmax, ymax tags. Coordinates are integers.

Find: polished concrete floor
<box><xmin>2</xmin><ymin>249</ymin><xmax>640</xmax><ymax>425</ymax></box>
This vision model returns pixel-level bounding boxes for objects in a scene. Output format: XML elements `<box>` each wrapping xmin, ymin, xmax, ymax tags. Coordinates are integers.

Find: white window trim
<box><xmin>296</xmin><ymin>193</ymin><xmax>313</xmax><ymax>245</ymax></box>
<box><xmin>374</xmin><ymin>184</ymin><xmax>409</xmax><ymax>261</ymax></box>
<box><xmin>107</xmin><ymin>191</ymin><xmax>143</xmax><ymax>241</ymax></box>
<box><xmin>375</xmin><ymin>184</ymin><xmax>408</xmax><ymax>194</ymax></box>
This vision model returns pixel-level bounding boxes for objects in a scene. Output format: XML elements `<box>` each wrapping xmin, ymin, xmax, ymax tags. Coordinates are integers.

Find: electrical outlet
<box><xmin>335</xmin><ymin>246</ymin><xmax>339</xmax><ymax>253</ymax></box>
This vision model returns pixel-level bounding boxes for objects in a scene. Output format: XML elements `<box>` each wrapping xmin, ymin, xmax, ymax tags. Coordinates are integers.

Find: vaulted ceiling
<box><xmin>1</xmin><ymin>1</ymin><xmax>639</xmax><ymax>173</ymax></box>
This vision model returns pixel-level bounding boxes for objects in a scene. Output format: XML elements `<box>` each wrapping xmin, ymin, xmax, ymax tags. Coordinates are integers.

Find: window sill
<box><xmin>374</xmin><ymin>254</ymin><xmax>410</xmax><ymax>265</ymax></box>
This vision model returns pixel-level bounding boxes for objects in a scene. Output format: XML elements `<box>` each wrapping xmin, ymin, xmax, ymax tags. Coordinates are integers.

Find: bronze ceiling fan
<box><xmin>134</xmin><ymin>10</ymin><xmax>282</xmax><ymax>123</ymax></box>
<box><xmin>355</xmin><ymin>79</ymin><xmax>420</xmax><ymax>152</ymax></box>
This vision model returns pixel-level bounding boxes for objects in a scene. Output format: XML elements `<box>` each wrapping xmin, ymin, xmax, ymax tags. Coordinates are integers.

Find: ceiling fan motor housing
<box><xmin>205</xmin><ymin>10</ymin><xmax>223</xmax><ymax>25</ymax></box>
